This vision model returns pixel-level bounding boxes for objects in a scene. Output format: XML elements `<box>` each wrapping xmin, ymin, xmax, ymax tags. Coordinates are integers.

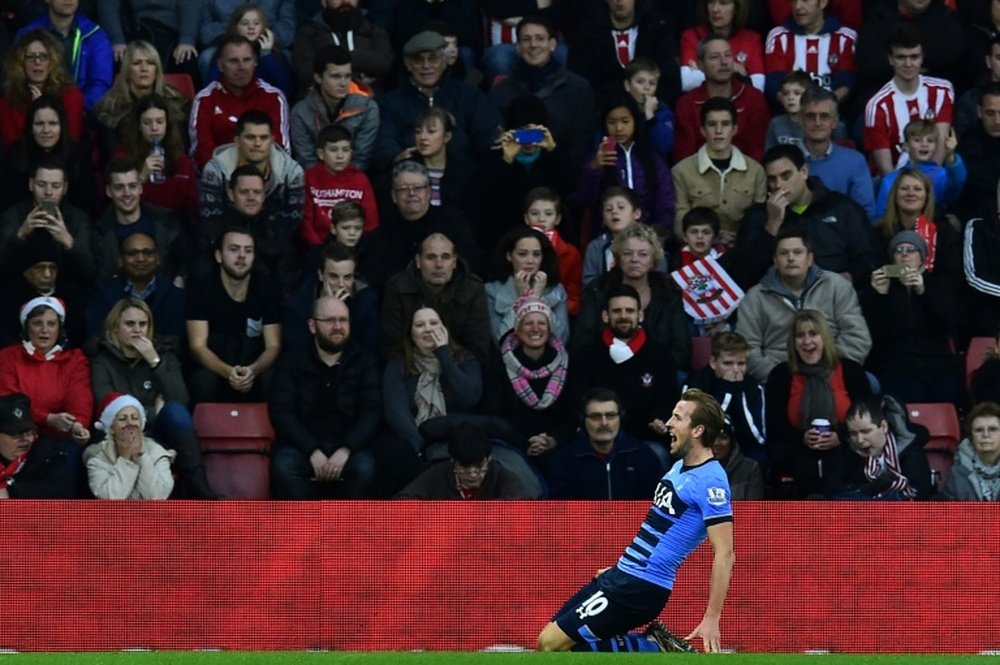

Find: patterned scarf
<box><xmin>913</xmin><ymin>215</ymin><xmax>938</xmax><ymax>273</ymax></box>
<box><xmin>413</xmin><ymin>353</ymin><xmax>447</xmax><ymax>426</ymax></box>
<box><xmin>500</xmin><ymin>333</ymin><xmax>568</xmax><ymax>410</ymax></box>
<box><xmin>863</xmin><ymin>431</ymin><xmax>916</xmax><ymax>498</ymax></box>
<box><xmin>958</xmin><ymin>443</ymin><xmax>1000</xmax><ymax>501</ymax></box>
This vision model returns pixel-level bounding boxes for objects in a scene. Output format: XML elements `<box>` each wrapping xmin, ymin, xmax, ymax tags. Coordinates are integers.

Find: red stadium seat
<box><xmin>691</xmin><ymin>336</ymin><xmax>712</xmax><ymax>370</ymax></box>
<box><xmin>907</xmin><ymin>402</ymin><xmax>961</xmax><ymax>453</ymax></box>
<box><xmin>965</xmin><ymin>336</ymin><xmax>994</xmax><ymax>391</ymax></box>
<box><xmin>163</xmin><ymin>73</ymin><xmax>196</xmax><ymax>100</ymax></box>
<box><xmin>193</xmin><ymin>403</ymin><xmax>274</xmax><ymax>499</ymax></box>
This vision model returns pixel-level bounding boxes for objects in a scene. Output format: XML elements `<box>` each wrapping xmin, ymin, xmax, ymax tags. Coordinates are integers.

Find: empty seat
<box><xmin>907</xmin><ymin>402</ymin><xmax>961</xmax><ymax>453</ymax></box>
<box><xmin>193</xmin><ymin>403</ymin><xmax>274</xmax><ymax>499</ymax></box>
<box><xmin>163</xmin><ymin>73</ymin><xmax>196</xmax><ymax>100</ymax></box>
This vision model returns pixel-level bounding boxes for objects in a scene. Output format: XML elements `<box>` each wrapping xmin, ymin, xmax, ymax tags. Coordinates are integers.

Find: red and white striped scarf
<box><xmin>864</xmin><ymin>431</ymin><xmax>916</xmax><ymax>498</ymax></box>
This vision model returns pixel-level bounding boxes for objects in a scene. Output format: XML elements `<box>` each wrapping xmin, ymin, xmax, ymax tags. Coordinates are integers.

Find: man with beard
<box><xmin>571</xmin><ymin>284</ymin><xmax>678</xmax><ymax>450</ymax></box>
<box><xmin>197</xmin><ymin>163</ymin><xmax>299</xmax><ymax>291</ymax></box>
<box><xmin>293</xmin><ymin>0</ymin><xmax>393</xmax><ymax>94</ymax></box>
<box><xmin>186</xmin><ymin>227</ymin><xmax>281</xmax><ymax>402</ymax></box>
<box><xmin>547</xmin><ymin>387</ymin><xmax>664</xmax><ymax>499</ymax></box>
<box><xmin>268</xmin><ymin>295</ymin><xmax>379</xmax><ymax>499</ymax></box>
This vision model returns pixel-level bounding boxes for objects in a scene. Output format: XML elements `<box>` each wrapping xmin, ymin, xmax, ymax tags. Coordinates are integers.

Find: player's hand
<box><xmin>686</xmin><ymin>616</ymin><xmax>722</xmax><ymax>653</ymax></box>
<box><xmin>593</xmin><ymin>566</ymin><xmax>611</xmax><ymax>579</ymax></box>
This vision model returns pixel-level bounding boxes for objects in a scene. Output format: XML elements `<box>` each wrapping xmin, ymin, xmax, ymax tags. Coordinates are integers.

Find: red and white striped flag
<box><xmin>670</xmin><ymin>256</ymin><xmax>744</xmax><ymax>324</ymax></box>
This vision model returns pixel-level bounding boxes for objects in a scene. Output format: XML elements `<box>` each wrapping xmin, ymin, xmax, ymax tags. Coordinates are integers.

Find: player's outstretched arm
<box><xmin>686</xmin><ymin>520</ymin><xmax>734</xmax><ymax>653</ymax></box>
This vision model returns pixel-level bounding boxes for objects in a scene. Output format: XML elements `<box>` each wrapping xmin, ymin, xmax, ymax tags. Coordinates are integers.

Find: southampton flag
<box><xmin>670</xmin><ymin>256</ymin><xmax>744</xmax><ymax>324</ymax></box>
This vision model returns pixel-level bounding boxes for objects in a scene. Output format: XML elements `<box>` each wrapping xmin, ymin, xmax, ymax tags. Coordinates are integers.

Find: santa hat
<box><xmin>19</xmin><ymin>296</ymin><xmax>66</xmax><ymax>327</ymax></box>
<box><xmin>96</xmin><ymin>393</ymin><xmax>146</xmax><ymax>432</ymax></box>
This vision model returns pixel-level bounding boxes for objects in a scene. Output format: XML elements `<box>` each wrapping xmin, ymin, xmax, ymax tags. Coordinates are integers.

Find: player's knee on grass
<box><xmin>537</xmin><ymin>622</ymin><xmax>575</xmax><ymax>652</ymax></box>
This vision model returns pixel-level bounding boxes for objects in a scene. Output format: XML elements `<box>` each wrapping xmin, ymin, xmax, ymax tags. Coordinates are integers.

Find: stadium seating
<box><xmin>907</xmin><ymin>402</ymin><xmax>962</xmax><ymax>490</ymax></box>
<box><xmin>193</xmin><ymin>403</ymin><xmax>274</xmax><ymax>499</ymax></box>
<box><xmin>965</xmin><ymin>336</ymin><xmax>993</xmax><ymax>391</ymax></box>
<box><xmin>163</xmin><ymin>73</ymin><xmax>196</xmax><ymax>100</ymax></box>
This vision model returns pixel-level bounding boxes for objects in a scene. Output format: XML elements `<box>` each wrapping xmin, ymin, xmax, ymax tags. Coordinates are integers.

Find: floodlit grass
<box><xmin>0</xmin><ymin>653</ymin><xmax>996</xmax><ymax>664</ymax></box>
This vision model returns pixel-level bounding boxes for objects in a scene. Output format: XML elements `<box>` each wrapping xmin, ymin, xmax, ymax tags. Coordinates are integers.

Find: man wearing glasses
<box><xmin>547</xmin><ymin>387</ymin><xmax>664</xmax><ymax>499</ymax></box>
<box><xmin>396</xmin><ymin>424</ymin><xmax>528</xmax><ymax>499</ymax></box>
<box><xmin>269</xmin><ymin>295</ymin><xmax>379</xmax><ymax>499</ymax></box>
<box><xmin>371</xmin><ymin>30</ymin><xmax>501</xmax><ymax>171</ymax></box>
<box><xmin>0</xmin><ymin>392</ymin><xmax>75</xmax><ymax>498</ymax></box>
<box><xmin>361</xmin><ymin>162</ymin><xmax>482</xmax><ymax>290</ymax></box>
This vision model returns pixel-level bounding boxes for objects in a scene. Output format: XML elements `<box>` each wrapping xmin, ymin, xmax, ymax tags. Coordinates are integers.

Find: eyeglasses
<box><xmin>24</xmin><ymin>53</ymin><xmax>50</xmax><ymax>63</ymax></box>
<box><xmin>454</xmin><ymin>460</ymin><xmax>490</xmax><ymax>478</ymax></box>
<box><xmin>393</xmin><ymin>184</ymin><xmax>429</xmax><ymax>195</ymax></box>
<box><xmin>585</xmin><ymin>411</ymin><xmax>620</xmax><ymax>422</ymax></box>
<box><xmin>893</xmin><ymin>245</ymin><xmax>920</xmax><ymax>255</ymax></box>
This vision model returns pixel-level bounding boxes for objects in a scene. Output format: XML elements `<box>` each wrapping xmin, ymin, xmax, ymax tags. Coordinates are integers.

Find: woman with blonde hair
<box><xmin>876</xmin><ymin>167</ymin><xmax>962</xmax><ymax>281</ymax></box>
<box><xmin>90</xmin><ymin>297</ymin><xmax>217</xmax><ymax>498</ymax></box>
<box><xmin>93</xmin><ymin>41</ymin><xmax>189</xmax><ymax>139</ymax></box>
<box><xmin>765</xmin><ymin>309</ymin><xmax>871</xmax><ymax>497</ymax></box>
<box><xmin>0</xmin><ymin>30</ymin><xmax>85</xmax><ymax>149</ymax></box>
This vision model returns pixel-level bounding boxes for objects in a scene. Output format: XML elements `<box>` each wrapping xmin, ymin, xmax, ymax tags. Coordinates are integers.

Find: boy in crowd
<box><xmin>684</xmin><ymin>331</ymin><xmax>767</xmax><ymax>469</ymax></box>
<box><xmin>679</xmin><ymin>207</ymin><xmax>726</xmax><ymax>268</ymax></box>
<box><xmin>523</xmin><ymin>187</ymin><xmax>581</xmax><ymax>316</ymax></box>
<box><xmin>765</xmin><ymin>71</ymin><xmax>845</xmax><ymax>150</ymax></box>
<box><xmin>623</xmin><ymin>57</ymin><xmax>676</xmax><ymax>162</ymax></box>
<box><xmin>302</xmin><ymin>125</ymin><xmax>379</xmax><ymax>248</ymax></box>
<box><xmin>874</xmin><ymin>119</ymin><xmax>966</xmax><ymax>217</ymax></box>
<box><xmin>582</xmin><ymin>187</ymin><xmax>667</xmax><ymax>286</ymax></box>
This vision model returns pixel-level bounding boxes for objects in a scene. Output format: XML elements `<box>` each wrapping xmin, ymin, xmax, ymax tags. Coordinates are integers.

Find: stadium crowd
<box><xmin>0</xmin><ymin>0</ymin><xmax>998</xmax><ymax>502</ymax></box>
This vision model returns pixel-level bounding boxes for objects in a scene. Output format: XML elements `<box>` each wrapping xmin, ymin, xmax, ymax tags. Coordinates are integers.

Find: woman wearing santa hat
<box><xmin>83</xmin><ymin>392</ymin><xmax>175</xmax><ymax>499</ymax></box>
<box><xmin>0</xmin><ymin>296</ymin><xmax>91</xmax><ymax>473</ymax></box>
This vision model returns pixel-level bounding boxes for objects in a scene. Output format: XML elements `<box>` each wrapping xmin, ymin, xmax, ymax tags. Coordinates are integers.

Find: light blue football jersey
<box><xmin>616</xmin><ymin>458</ymin><xmax>733</xmax><ymax>589</ymax></box>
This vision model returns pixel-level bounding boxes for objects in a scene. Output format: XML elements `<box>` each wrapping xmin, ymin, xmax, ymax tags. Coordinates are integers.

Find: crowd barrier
<box><xmin>3</xmin><ymin>500</ymin><xmax>997</xmax><ymax>653</ymax></box>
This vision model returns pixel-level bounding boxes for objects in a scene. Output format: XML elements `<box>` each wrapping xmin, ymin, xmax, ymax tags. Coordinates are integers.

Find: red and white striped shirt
<box><xmin>863</xmin><ymin>76</ymin><xmax>954</xmax><ymax>167</ymax></box>
<box><xmin>764</xmin><ymin>25</ymin><xmax>856</xmax><ymax>90</ymax></box>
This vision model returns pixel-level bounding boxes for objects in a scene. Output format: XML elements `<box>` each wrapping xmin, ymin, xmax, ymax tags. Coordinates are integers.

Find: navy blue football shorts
<box><xmin>552</xmin><ymin>566</ymin><xmax>671</xmax><ymax>644</ymax></box>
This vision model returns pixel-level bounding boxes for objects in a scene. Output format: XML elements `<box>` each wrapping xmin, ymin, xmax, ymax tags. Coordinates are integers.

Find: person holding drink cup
<box><xmin>765</xmin><ymin>309</ymin><xmax>871</xmax><ymax>497</ymax></box>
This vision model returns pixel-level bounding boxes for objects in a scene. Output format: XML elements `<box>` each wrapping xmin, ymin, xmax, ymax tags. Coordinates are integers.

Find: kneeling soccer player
<box><xmin>537</xmin><ymin>388</ymin><xmax>735</xmax><ymax>653</ymax></box>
